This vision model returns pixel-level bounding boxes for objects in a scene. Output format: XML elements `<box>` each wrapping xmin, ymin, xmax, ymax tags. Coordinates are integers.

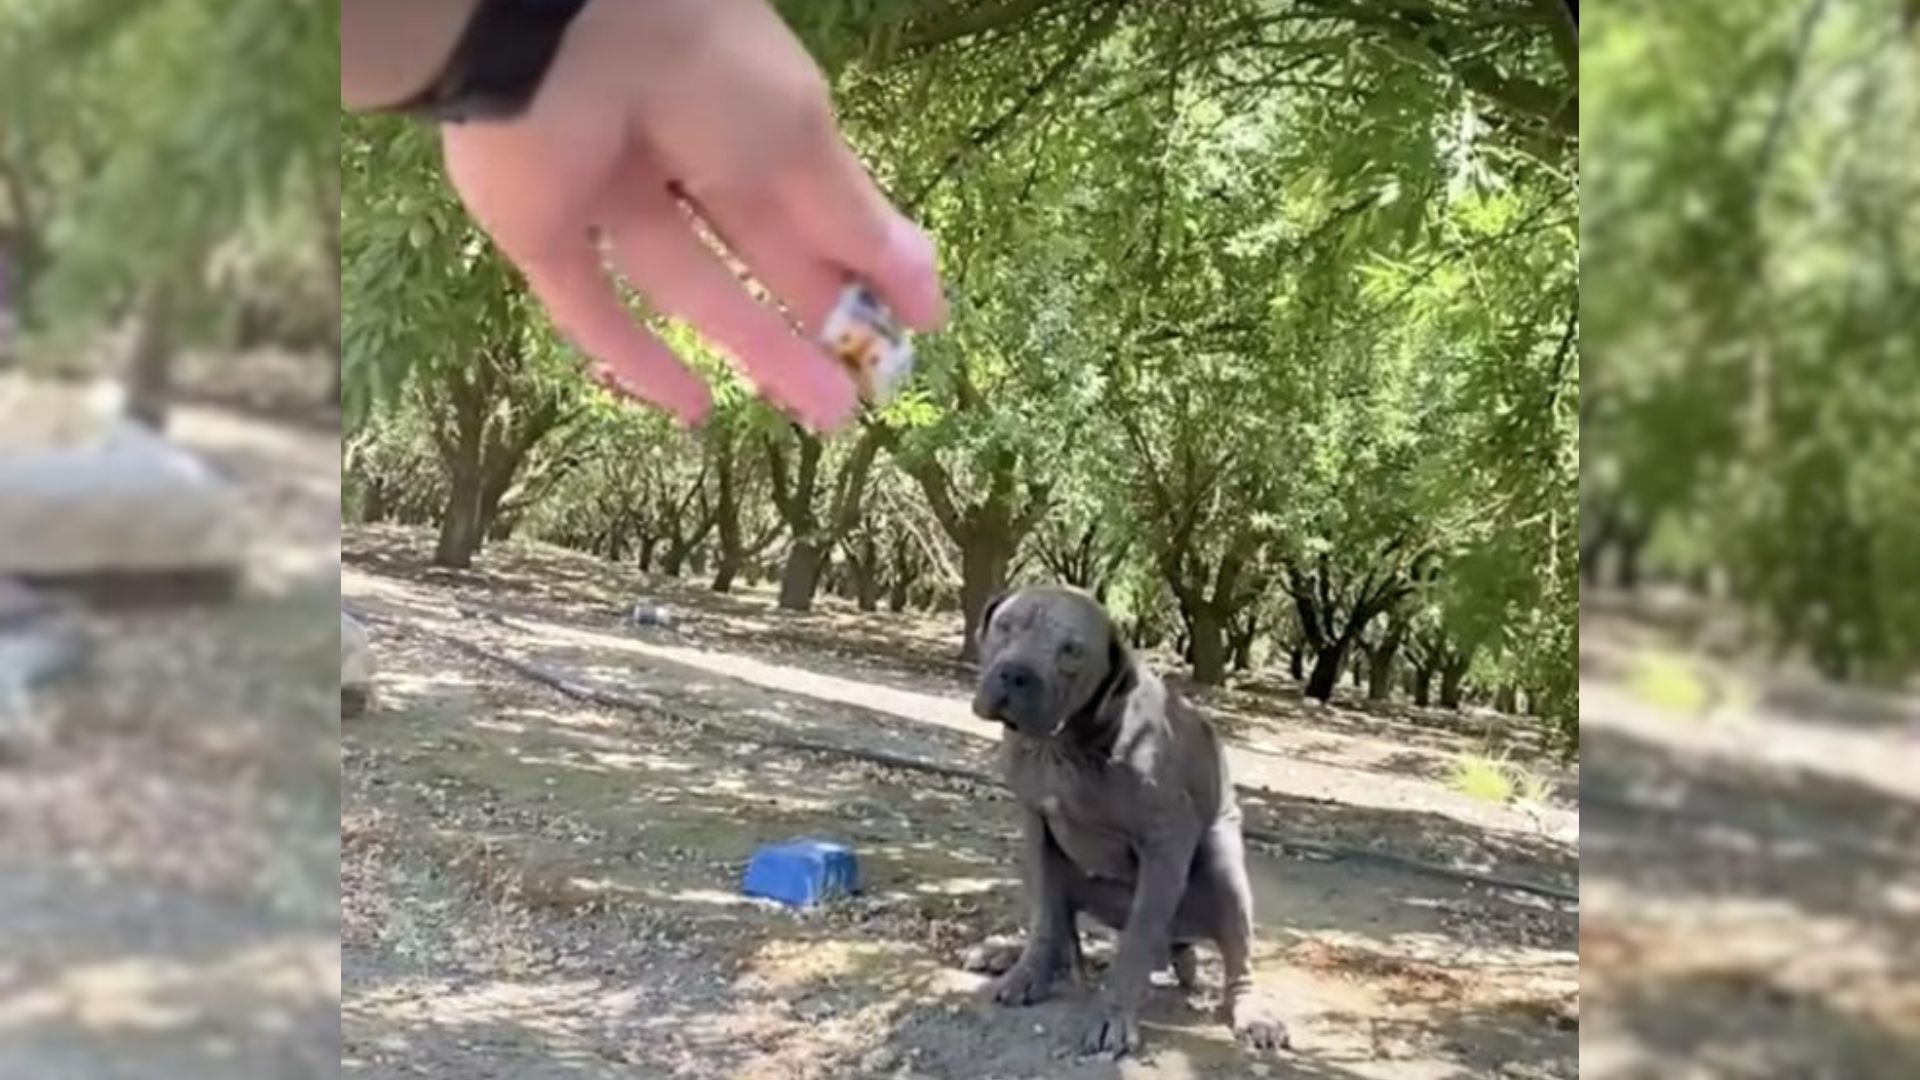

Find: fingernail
<box><xmin>887</xmin><ymin>217</ymin><xmax>946</xmax><ymax>328</ymax></box>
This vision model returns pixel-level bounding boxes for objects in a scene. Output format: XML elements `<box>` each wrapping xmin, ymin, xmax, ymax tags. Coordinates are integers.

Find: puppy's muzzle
<box><xmin>973</xmin><ymin>659</ymin><xmax>1044</xmax><ymax>727</ymax></box>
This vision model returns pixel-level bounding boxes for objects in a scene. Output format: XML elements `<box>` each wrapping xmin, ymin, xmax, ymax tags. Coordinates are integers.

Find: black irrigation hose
<box><xmin>353</xmin><ymin>607</ymin><xmax>1580</xmax><ymax>906</ymax></box>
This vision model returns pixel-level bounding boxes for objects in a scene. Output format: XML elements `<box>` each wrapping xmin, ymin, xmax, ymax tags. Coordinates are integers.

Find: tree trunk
<box><xmin>1231</xmin><ymin>633</ymin><xmax>1255</xmax><ymax>674</ymax></box>
<box><xmin>850</xmin><ymin>533</ymin><xmax>881</xmax><ymax>612</ymax></box>
<box><xmin>487</xmin><ymin>510</ymin><xmax>522</xmax><ymax>543</ymax></box>
<box><xmin>1579</xmin><ymin>505</ymin><xmax>1613</xmax><ymax>586</ymax></box>
<box><xmin>1227</xmin><ymin>611</ymin><xmax>1258</xmax><ymax>674</ymax></box>
<box><xmin>709</xmin><ymin>435</ymin><xmax>747</xmax><ymax>593</ymax></box>
<box><xmin>661</xmin><ymin>542</ymin><xmax>691</xmax><ymax>577</ymax></box>
<box><xmin>778</xmin><ymin>541</ymin><xmax>831</xmax><ymax>611</ymax></box>
<box><xmin>1366</xmin><ymin>644</ymin><xmax>1399</xmax><ymax>701</ymax></box>
<box><xmin>1616</xmin><ymin>528</ymin><xmax>1646</xmax><ymax>591</ymax></box>
<box><xmin>1366</xmin><ymin>619</ymin><xmax>1405</xmax><ymax>701</ymax></box>
<box><xmin>958</xmin><ymin>531</ymin><xmax>1014</xmax><ymax>663</ymax></box>
<box><xmin>1412</xmin><ymin>666</ymin><xmax>1436</xmax><ymax>706</ymax></box>
<box><xmin>432</xmin><ymin>379</ymin><xmax>487</xmax><ymax>569</ymax></box>
<box><xmin>637</xmin><ymin>536</ymin><xmax>659</xmax><ymax>572</ymax></box>
<box><xmin>1288</xmin><ymin>644</ymin><xmax>1305</xmax><ymax>681</ymax></box>
<box><xmin>1190</xmin><ymin>605</ymin><xmax>1229</xmax><ymax>686</ymax></box>
<box><xmin>124</xmin><ymin>284</ymin><xmax>176</xmax><ymax>432</ymax></box>
<box><xmin>1440</xmin><ymin>663</ymin><xmax>1468</xmax><ymax>710</ymax></box>
<box><xmin>1305</xmin><ymin>637</ymin><xmax>1352</xmax><ymax>702</ymax></box>
<box><xmin>435</xmin><ymin>460</ymin><xmax>485</xmax><ymax>569</ymax></box>
<box><xmin>362</xmin><ymin>477</ymin><xmax>390</xmax><ymax>524</ymax></box>
<box><xmin>775</xmin><ymin>531</ymin><xmax>830</xmax><ymax>611</ymax></box>
<box><xmin>1495</xmin><ymin>684</ymin><xmax>1518</xmax><ymax>714</ymax></box>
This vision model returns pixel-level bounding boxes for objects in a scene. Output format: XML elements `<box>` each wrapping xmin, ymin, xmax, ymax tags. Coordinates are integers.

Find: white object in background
<box><xmin>341</xmin><ymin>610</ymin><xmax>373</xmax><ymax>717</ymax></box>
<box><xmin>0</xmin><ymin>418</ymin><xmax>243</xmax><ymax>577</ymax></box>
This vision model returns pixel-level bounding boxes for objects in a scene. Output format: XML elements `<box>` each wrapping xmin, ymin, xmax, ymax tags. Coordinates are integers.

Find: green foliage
<box><xmin>342</xmin><ymin>2</ymin><xmax>1580</xmax><ymax>742</ymax></box>
<box><xmin>2</xmin><ymin>0</ymin><xmax>336</xmax><ymax>333</ymax></box>
<box><xmin>340</xmin><ymin>115</ymin><xmax>488</xmax><ymax>428</ymax></box>
<box><xmin>1584</xmin><ymin>0</ymin><xmax>1920</xmax><ymax>681</ymax></box>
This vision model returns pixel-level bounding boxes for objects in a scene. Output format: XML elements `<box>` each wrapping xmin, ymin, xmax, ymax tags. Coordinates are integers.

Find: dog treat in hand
<box><xmin>819</xmin><ymin>281</ymin><xmax>913</xmax><ymax>405</ymax></box>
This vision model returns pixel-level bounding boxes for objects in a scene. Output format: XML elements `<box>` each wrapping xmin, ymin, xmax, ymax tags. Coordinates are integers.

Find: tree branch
<box><xmin>903</xmin><ymin>0</ymin><xmax>1123</xmax><ymax>213</ymax></box>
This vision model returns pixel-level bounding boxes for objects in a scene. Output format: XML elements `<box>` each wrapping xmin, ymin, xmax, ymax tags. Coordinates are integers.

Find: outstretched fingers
<box><xmin>518</xmin><ymin>241</ymin><xmax>713</xmax><ymax>426</ymax></box>
<box><xmin>601</xmin><ymin>188</ymin><xmax>857</xmax><ymax>432</ymax></box>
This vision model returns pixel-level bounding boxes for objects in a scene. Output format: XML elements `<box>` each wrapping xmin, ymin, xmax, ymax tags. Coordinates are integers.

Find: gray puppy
<box><xmin>970</xmin><ymin>584</ymin><xmax>1288</xmax><ymax>1057</ymax></box>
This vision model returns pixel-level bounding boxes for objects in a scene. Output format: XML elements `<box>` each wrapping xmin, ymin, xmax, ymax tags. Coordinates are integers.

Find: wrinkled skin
<box><xmin>971</xmin><ymin>585</ymin><xmax>1119</xmax><ymax>739</ymax></box>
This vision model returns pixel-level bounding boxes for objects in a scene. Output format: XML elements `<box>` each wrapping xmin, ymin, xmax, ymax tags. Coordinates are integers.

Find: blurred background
<box><xmin>5</xmin><ymin>0</ymin><xmax>1911</xmax><ymax>1073</ymax></box>
<box><xmin>0</xmin><ymin>1</ymin><xmax>339</xmax><ymax>1077</ymax></box>
<box><xmin>1582</xmin><ymin>0</ymin><xmax>1920</xmax><ymax>1076</ymax></box>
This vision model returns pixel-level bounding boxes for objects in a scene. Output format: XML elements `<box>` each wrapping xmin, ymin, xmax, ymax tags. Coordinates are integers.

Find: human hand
<box><xmin>439</xmin><ymin>0</ymin><xmax>944</xmax><ymax>431</ymax></box>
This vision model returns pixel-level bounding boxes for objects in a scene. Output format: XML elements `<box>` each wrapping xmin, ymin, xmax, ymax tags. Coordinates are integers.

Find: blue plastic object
<box><xmin>741</xmin><ymin>837</ymin><xmax>860</xmax><ymax>907</ymax></box>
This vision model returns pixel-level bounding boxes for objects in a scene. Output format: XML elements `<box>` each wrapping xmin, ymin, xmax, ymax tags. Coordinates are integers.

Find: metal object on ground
<box><xmin>629</xmin><ymin>602</ymin><xmax>675</xmax><ymax>629</ymax></box>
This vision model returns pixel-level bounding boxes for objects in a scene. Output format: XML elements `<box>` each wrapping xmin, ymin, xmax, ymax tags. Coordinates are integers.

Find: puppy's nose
<box><xmin>996</xmin><ymin>662</ymin><xmax>1039</xmax><ymax>694</ymax></box>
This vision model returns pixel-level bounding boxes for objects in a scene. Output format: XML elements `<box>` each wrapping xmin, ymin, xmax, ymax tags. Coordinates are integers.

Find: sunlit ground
<box><xmin>341</xmin><ymin>525</ymin><xmax>1576</xmax><ymax>1079</ymax></box>
<box><xmin>1579</xmin><ymin>589</ymin><xmax>1920</xmax><ymax>1078</ymax></box>
<box><xmin>0</xmin><ymin>373</ymin><xmax>341</xmax><ymax>1079</ymax></box>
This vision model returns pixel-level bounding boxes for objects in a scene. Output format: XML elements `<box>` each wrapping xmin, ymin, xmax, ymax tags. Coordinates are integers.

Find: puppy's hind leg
<box><xmin>1200</xmin><ymin>820</ymin><xmax>1290</xmax><ymax>1052</ymax></box>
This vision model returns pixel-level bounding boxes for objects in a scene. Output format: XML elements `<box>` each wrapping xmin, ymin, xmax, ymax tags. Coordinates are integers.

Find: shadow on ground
<box><xmin>1580</xmin><ymin>610</ymin><xmax>1920</xmax><ymax>1079</ymax></box>
<box><xmin>342</xmin><ymin>532</ymin><xmax>1578</xmax><ymax>1080</ymax></box>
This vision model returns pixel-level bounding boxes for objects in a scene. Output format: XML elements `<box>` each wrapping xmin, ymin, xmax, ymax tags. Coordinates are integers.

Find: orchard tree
<box><xmin>4</xmin><ymin>0</ymin><xmax>337</xmax><ymax>424</ymax></box>
<box><xmin>1585</xmin><ymin>0</ymin><xmax>1920</xmax><ymax>683</ymax></box>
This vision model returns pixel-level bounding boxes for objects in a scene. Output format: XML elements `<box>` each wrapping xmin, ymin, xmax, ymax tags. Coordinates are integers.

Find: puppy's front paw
<box><xmin>989</xmin><ymin>959</ymin><xmax>1055</xmax><ymax>1006</ymax></box>
<box><xmin>1229</xmin><ymin>999</ymin><xmax>1291</xmax><ymax>1052</ymax></box>
<box><xmin>1078</xmin><ymin>1007</ymin><xmax>1141</xmax><ymax>1058</ymax></box>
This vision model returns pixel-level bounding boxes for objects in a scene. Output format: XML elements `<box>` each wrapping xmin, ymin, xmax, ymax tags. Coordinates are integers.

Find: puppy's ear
<box><xmin>1093</xmin><ymin>629</ymin><xmax>1139</xmax><ymax>726</ymax></box>
<box><xmin>977</xmin><ymin>590</ymin><xmax>1010</xmax><ymax>645</ymax></box>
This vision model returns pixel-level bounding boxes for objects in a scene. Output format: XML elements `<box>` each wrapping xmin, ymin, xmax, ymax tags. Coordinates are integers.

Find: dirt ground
<box><xmin>341</xmin><ymin>529</ymin><xmax>1579</xmax><ymax>1080</ymax></box>
<box><xmin>1578</xmin><ymin>598</ymin><xmax>1920</xmax><ymax>1079</ymax></box>
<box><xmin>0</xmin><ymin>394</ymin><xmax>342</xmax><ymax>1079</ymax></box>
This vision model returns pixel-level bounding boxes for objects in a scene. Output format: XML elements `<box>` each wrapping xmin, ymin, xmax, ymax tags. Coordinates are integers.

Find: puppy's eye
<box><xmin>1059</xmin><ymin>640</ymin><xmax>1084</xmax><ymax>660</ymax></box>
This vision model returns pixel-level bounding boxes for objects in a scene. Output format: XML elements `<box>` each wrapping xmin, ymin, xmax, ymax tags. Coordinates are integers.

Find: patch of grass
<box><xmin>1448</xmin><ymin>753</ymin><xmax>1517</xmax><ymax>804</ymax></box>
<box><xmin>1628</xmin><ymin>651</ymin><xmax>1712</xmax><ymax>714</ymax></box>
<box><xmin>1447</xmin><ymin>751</ymin><xmax>1557</xmax><ymax>807</ymax></box>
<box><xmin>1512</xmin><ymin>768</ymin><xmax>1557</xmax><ymax>807</ymax></box>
